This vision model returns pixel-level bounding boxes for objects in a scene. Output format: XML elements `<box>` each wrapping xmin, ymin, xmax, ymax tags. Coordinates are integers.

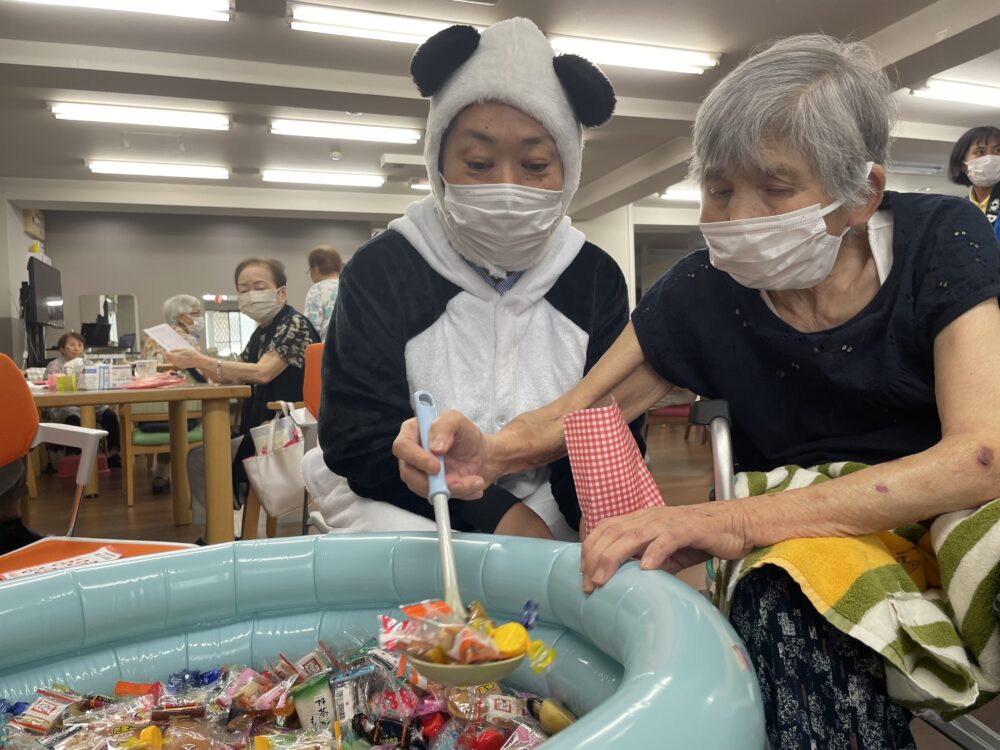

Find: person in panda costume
<box><xmin>304</xmin><ymin>17</ymin><xmax>641</xmax><ymax>539</ymax></box>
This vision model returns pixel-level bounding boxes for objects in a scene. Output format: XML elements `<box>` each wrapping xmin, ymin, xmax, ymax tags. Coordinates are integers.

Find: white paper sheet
<box><xmin>143</xmin><ymin>323</ymin><xmax>194</xmax><ymax>351</ymax></box>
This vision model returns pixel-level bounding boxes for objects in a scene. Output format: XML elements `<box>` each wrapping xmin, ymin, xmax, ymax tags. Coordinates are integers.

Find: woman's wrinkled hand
<box><xmin>163</xmin><ymin>348</ymin><xmax>203</xmax><ymax>370</ymax></box>
<box><xmin>580</xmin><ymin>502</ymin><xmax>754</xmax><ymax>592</ymax></box>
<box><xmin>393</xmin><ymin>410</ymin><xmax>494</xmax><ymax>499</ymax></box>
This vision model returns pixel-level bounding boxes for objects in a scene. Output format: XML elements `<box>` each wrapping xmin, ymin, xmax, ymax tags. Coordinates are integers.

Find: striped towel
<box><xmin>716</xmin><ymin>462</ymin><xmax>1000</xmax><ymax>717</ymax></box>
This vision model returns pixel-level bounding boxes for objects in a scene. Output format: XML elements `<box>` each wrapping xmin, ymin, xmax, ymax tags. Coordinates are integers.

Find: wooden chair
<box><xmin>645</xmin><ymin>394</ymin><xmax>706</xmax><ymax>443</ymax></box>
<box><xmin>118</xmin><ymin>400</ymin><xmax>203</xmax><ymax>513</ymax></box>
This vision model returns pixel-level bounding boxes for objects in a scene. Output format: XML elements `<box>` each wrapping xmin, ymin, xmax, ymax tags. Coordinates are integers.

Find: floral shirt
<box><xmin>304</xmin><ymin>278</ymin><xmax>339</xmax><ymax>341</ymax></box>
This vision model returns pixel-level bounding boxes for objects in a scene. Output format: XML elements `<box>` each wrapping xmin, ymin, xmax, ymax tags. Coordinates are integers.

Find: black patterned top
<box><xmin>239</xmin><ymin>304</ymin><xmax>319</xmax><ymax>435</ymax></box>
<box><xmin>632</xmin><ymin>191</ymin><xmax>1000</xmax><ymax>471</ymax></box>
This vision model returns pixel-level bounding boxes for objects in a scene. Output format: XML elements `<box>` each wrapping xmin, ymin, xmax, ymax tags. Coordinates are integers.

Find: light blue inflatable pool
<box><xmin>0</xmin><ymin>534</ymin><xmax>765</xmax><ymax>748</ymax></box>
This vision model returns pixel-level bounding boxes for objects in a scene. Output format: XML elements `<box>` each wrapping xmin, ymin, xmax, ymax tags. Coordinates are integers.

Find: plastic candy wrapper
<box><xmin>380</xmin><ymin>602</ymin><xmax>554</xmax><ymax>674</ymax></box>
<box><xmin>3</xmin><ymin>726</ymin><xmax>48</xmax><ymax>750</ymax></box>
<box><xmin>497</xmin><ymin>723</ymin><xmax>546</xmax><ymax>750</ymax></box>
<box><xmin>161</xmin><ymin>720</ymin><xmax>244</xmax><ymax>750</ymax></box>
<box><xmin>9</xmin><ymin>690</ymin><xmax>79</xmax><ymax>734</ymax></box>
<box><xmin>252</xmin><ymin>729</ymin><xmax>334</xmax><ymax>750</ymax></box>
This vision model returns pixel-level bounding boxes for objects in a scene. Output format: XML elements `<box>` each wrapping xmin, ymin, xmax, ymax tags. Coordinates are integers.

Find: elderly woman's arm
<box><xmin>394</xmin><ymin>323</ymin><xmax>674</xmax><ymax>498</ymax></box>
<box><xmin>581</xmin><ymin>299</ymin><xmax>1000</xmax><ymax>591</ymax></box>
<box><xmin>164</xmin><ymin>349</ymin><xmax>288</xmax><ymax>385</ymax></box>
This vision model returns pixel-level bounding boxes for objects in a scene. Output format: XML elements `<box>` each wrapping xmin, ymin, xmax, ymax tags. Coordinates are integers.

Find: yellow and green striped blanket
<box><xmin>715</xmin><ymin>462</ymin><xmax>1000</xmax><ymax>717</ymax></box>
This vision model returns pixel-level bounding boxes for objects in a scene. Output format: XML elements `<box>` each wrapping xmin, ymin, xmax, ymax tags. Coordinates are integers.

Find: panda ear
<box><xmin>410</xmin><ymin>25</ymin><xmax>481</xmax><ymax>97</ymax></box>
<box><xmin>552</xmin><ymin>54</ymin><xmax>616</xmax><ymax>127</ymax></box>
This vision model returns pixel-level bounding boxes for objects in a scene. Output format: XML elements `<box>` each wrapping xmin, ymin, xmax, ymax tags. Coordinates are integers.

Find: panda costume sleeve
<box><xmin>318</xmin><ymin>18</ymin><xmax>643</xmax><ymax>534</ymax></box>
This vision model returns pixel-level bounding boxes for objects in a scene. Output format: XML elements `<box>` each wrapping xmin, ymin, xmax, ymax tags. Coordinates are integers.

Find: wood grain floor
<box><xmin>21</xmin><ymin>424</ymin><xmax>998</xmax><ymax>748</ymax></box>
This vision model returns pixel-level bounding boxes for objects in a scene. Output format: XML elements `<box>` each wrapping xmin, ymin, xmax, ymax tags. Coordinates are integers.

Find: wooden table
<box><xmin>33</xmin><ymin>384</ymin><xmax>250</xmax><ymax>545</ymax></box>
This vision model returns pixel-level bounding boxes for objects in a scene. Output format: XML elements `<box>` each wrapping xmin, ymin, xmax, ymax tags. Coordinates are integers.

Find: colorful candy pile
<box><xmin>0</xmin><ymin>603</ymin><xmax>573</xmax><ymax>750</ymax></box>
<box><xmin>378</xmin><ymin>601</ymin><xmax>554</xmax><ymax>671</ymax></box>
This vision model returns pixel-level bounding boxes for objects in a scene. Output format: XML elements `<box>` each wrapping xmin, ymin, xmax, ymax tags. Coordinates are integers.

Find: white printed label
<box><xmin>0</xmin><ymin>547</ymin><xmax>122</xmax><ymax>580</ymax></box>
<box><xmin>333</xmin><ymin>684</ymin><xmax>356</xmax><ymax>724</ymax></box>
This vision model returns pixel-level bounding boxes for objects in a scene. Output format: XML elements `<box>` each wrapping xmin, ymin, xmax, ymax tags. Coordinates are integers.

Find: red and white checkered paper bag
<box><xmin>564</xmin><ymin>399</ymin><xmax>665</xmax><ymax>537</ymax></box>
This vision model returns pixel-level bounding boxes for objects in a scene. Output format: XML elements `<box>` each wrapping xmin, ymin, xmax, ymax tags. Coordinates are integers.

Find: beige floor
<box><xmin>22</xmin><ymin>426</ymin><xmax>1000</xmax><ymax>748</ymax></box>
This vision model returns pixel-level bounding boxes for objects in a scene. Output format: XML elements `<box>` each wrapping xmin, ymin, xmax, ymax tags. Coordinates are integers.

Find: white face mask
<box><xmin>238</xmin><ymin>289</ymin><xmax>283</xmax><ymax>323</ymax></box>
<box><xmin>439</xmin><ymin>181</ymin><xmax>564</xmax><ymax>276</ymax></box>
<box><xmin>701</xmin><ymin>199</ymin><xmax>848</xmax><ymax>290</ymax></box>
<box><xmin>965</xmin><ymin>155</ymin><xmax>1000</xmax><ymax>188</ymax></box>
<box><xmin>189</xmin><ymin>314</ymin><xmax>205</xmax><ymax>337</ymax></box>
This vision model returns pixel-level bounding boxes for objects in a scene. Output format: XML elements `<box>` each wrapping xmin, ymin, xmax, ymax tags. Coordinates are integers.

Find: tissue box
<box><xmin>78</xmin><ymin>365</ymin><xmax>100</xmax><ymax>391</ymax></box>
<box><xmin>109</xmin><ymin>364</ymin><xmax>133</xmax><ymax>388</ymax></box>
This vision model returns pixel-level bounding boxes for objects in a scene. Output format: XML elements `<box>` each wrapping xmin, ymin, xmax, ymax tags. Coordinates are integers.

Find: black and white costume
<box><xmin>304</xmin><ymin>17</ymin><xmax>634</xmax><ymax>536</ymax></box>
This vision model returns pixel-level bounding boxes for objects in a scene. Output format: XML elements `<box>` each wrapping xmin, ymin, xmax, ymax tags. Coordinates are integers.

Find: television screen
<box><xmin>27</xmin><ymin>257</ymin><xmax>64</xmax><ymax>328</ymax></box>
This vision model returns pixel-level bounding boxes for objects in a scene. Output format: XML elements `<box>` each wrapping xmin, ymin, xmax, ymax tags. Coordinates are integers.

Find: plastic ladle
<box><xmin>407</xmin><ymin>391</ymin><xmax>525</xmax><ymax>687</ymax></box>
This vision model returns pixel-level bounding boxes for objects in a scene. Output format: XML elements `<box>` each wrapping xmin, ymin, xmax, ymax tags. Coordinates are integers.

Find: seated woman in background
<box><xmin>45</xmin><ymin>331</ymin><xmax>121</xmax><ymax>468</ymax></box>
<box><xmin>948</xmin><ymin>125</ymin><xmax>1000</xmax><ymax>241</ymax></box>
<box><xmin>164</xmin><ymin>258</ymin><xmax>319</xmax><ymax>537</ymax></box>
<box><xmin>140</xmin><ymin>294</ymin><xmax>203</xmax><ymax>360</ymax></box>
<box><xmin>310</xmin><ymin>18</ymin><xmax>635</xmax><ymax>539</ymax></box>
<box><xmin>304</xmin><ymin>245</ymin><xmax>341</xmax><ymax>341</ymax></box>
<box><xmin>139</xmin><ymin>294</ymin><xmax>203</xmax><ymax>494</ymax></box>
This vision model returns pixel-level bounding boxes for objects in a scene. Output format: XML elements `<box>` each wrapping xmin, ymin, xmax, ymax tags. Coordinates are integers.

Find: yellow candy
<box><xmin>491</xmin><ymin>622</ymin><xmax>530</xmax><ymax>659</ymax></box>
<box><xmin>139</xmin><ymin>727</ymin><xmax>163</xmax><ymax>750</ymax></box>
<box><xmin>527</xmin><ymin>639</ymin><xmax>556</xmax><ymax>673</ymax></box>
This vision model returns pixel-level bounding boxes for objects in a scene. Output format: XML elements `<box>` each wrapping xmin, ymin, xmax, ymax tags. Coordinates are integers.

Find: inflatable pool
<box><xmin>0</xmin><ymin>534</ymin><xmax>765</xmax><ymax>748</ymax></box>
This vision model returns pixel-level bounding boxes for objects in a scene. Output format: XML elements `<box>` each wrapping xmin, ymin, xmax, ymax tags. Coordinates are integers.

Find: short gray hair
<box><xmin>691</xmin><ymin>34</ymin><xmax>897</xmax><ymax>207</ymax></box>
<box><xmin>162</xmin><ymin>294</ymin><xmax>201</xmax><ymax>326</ymax></box>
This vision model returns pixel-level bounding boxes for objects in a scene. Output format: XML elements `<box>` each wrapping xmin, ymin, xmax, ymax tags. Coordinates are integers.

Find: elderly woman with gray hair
<box><xmin>395</xmin><ymin>35</ymin><xmax>1000</xmax><ymax>748</ymax></box>
<box><xmin>140</xmin><ymin>294</ymin><xmax>204</xmax><ymax>493</ymax></box>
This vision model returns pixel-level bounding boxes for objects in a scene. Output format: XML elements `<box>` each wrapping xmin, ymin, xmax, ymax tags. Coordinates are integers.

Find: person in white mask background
<box><xmin>395</xmin><ymin>35</ymin><xmax>1000</xmax><ymax>749</ymax></box>
<box><xmin>138</xmin><ymin>294</ymin><xmax>204</xmax><ymax>494</ymax></box>
<box><xmin>948</xmin><ymin>125</ymin><xmax>1000</xmax><ymax>242</ymax></box>
<box><xmin>165</xmin><ymin>258</ymin><xmax>319</xmax><ymax>538</ymax></box>
<box><xmin>306</xmin><ymin>17</ymin><xmax>635</xmax><ymax>539</ymax></box>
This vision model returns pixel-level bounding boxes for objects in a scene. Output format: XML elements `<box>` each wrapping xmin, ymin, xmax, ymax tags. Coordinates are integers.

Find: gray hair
<box><xmin>162</xmin><ymin>294</ymin><xmax>201</xmax><ymax>326</ymax></box>
<box><xmin>691</xmin><ymin>34</ymin><xmax>897</xmax><ymax>207</ymax></box>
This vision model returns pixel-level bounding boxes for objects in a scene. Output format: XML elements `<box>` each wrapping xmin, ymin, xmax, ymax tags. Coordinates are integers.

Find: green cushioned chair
<box><xmin>120</xmin><ymin>401</ymin><xmax>203</xmax><ymax>511</ymax></box>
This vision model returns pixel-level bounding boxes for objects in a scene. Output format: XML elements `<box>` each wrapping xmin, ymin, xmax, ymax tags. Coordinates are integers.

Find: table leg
<box><xmin>203</xmin><ymin>398</ymin><xmax>234</xmax><ymax>544</ymax></box>
<box><xmin>80</xmin><ymin>405</ymin><xmax>99</xmax><ymax>496</ymax></box>
<box><xmin>168</xmin><ymin>401</ymin><xmax>192</xmax><ymax>526</ymax></box>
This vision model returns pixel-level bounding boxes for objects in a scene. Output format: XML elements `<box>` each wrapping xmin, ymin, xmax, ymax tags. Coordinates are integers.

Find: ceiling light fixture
<box><xmin>88</xmin><ymin>160</ymin><xmax>229</xmax><ymax>179</ymax></box>
<box><xmin>381</xmin><ymin>153</ymin><xmax>426</xmax><ymax>168</ymax></box>
<box><xmin>12</xmin><ymin>0</ymin><xmax>230</xmax><ymax>21</ymax></box>
<box><xmin>410</xmin><ymin>180</ymin><xmax>432</xmax><ymax>191</ymax></box>
<box><xmin>660</xmin><ymin>187</ymin><xmax>702</xmax><ymax>203</ymax></box>
<box><xmin>548</xmin><ymin>35</ymin><xmax>718</xmax><ymax>74</ymax></box>
<box><xmin>288</xmin><ymin>4</ymin><xmax>718</xmax><ymax>74</ymax></box>
<box><xmin>887</xmin><ymin>162</ymin><xmax>944</xmax><ymax>176</ymax></box>
<box><xmin>52</xmin><ymin>103</ymin><xmax>230</xmax><ymax>130</ymax></box>
<box><xmin>261</xmin><ymin>169</ymin><xmax>385</xmax><ymax>187</ymax></box>
<box><xmin>910</xmin><ymin>79</ymin><xmax>1000</xmax><ymax>108</ymax></box>
<box><xmin>289</xmin><ymin>4</ymin><xmax>453</xmax><ymax>44</ymax></box>
<box><xmin>270</xmin><ymin>118</ymin><xmax>421</xmax><ymax>144</ymax></box>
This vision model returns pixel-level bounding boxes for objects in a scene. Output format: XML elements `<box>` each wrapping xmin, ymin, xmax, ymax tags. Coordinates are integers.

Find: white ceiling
<box><xmin>0</xmin><ymin>0</ymin><xmax>998</xmax><ymax>223</ymax></box>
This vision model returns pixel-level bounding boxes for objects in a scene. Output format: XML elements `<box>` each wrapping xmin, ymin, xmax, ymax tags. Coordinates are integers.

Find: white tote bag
<box><xmin>243</xmin><ymin>401</ymin><xmax>305</xmax><ymax>518</ymax></box>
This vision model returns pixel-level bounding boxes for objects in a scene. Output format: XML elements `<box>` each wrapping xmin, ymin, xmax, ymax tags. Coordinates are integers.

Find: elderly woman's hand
<box><xmin>163</xmin><ymin>348</ymin><xmax>207</xmax><ymax>370</ymax></box>
<box><xmin>580</xmin><ymin>502</ymin><xmax>755</xmax><ymax>593</ymax></box>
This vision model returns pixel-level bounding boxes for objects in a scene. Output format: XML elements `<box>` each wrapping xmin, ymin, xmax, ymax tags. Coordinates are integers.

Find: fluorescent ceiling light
<box><xmin>660</xmin><ymin>187</ymin><xmax>701</xmax><ymax>203</ymax></box>
<box><xmin>289</xmin><ymin>4</ymin><xmax>718</xmax><ymax>74</ymax></box>
<box><xmin>261</xmin><ymin>169</ymin><xmax>385</xmax><ymax>187</ymax></box>
<box><xmin>289</xmin><ymin>4</ymin><xmax>453</xmax><ymax>44</ymax></box>
<box><xmin>52</xmin><ymin>103</ymin><xmax>230</xmax><ymax>130</ymax></box>
<box><xmin>12</xmin><ymin>0</ymin><xmax>230</xmax><ymax>21</ymax></box>
<box><xmin>548</xmin><ymin>35</ymin><xmax>718</xmax><ymax>74</ymax></box>
<box><xmin>410</xmin><ymin>180</ymin><xmax>432</xmax><ymax>191</ymax></box>
<box><xmin>887</xmin><ymin>162</ymin><xmax>943</xmax><ymax>176</ymax></box>
<box><xmin>88</xmin><ymin>160</ymin><xmax>229</xmax><ymax>179</ymax></box>
<box><xmin>270</xmin><ymin>118</ymin><xmax>421</xmax><ymax>144</ymax></box>
<box><xmin>910</xmin><ymin>79</ymin><xmax>1000</xmax><ymax>108</ymax></box>
<box><xmin>381</xmin><ymin>153</ymin><xmax>426</xmax><ymax>168</ymax></box>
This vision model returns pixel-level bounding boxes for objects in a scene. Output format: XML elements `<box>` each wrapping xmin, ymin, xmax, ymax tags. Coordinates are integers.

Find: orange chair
<box><xmin>242</xmin><ymin>343</ymin><xmax>323</xmax><ymax>539</ymax></box>
<box><xmin>0</xmin><ymin>354</ymin><xmax>106</xmax><ymax>536</ymax></box>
